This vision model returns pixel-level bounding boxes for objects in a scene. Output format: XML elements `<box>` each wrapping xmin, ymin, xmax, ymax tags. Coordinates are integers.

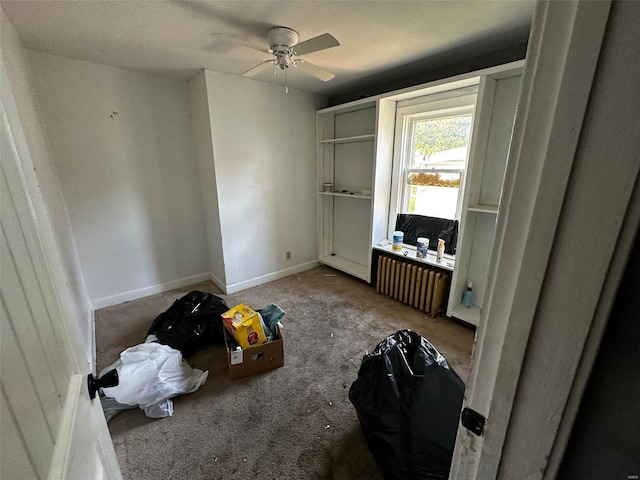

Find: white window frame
<box><xmin>388</xmin><ymin>91</ymin><xmax>478</xmax><ymax>239</ymax></box>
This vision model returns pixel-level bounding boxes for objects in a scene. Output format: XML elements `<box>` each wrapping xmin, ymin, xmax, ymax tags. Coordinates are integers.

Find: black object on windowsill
<box><xmin>395</xmin><ymin>214</ymin><xmax>458</xmax><ymax>255</ymax></box>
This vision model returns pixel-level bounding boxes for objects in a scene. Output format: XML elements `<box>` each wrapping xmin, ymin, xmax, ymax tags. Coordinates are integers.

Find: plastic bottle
<box><xmin>416</xmin><ymin>237</ymin><xmax>429</xmax><ymax>258</ymax></box>
<box><xmin>463</xmin><ymin>280</ymin><xmax>473</xmax><ymax>308</ymax></box>
<box><xmin>436</xmin><ymin>239</ymin><xmax>445</xmax><ymax>263</ymax></box>
<box><xmin>392</xmin><ymin>231</ymin><xmax>404</xmax><ymax>252</ymax></box>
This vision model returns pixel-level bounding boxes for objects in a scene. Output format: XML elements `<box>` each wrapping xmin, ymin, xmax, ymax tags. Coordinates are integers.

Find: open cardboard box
<box><xmin>224</xmin><ymin>325</ymin><xmax>284</xmax><ymax>380</ymax></box>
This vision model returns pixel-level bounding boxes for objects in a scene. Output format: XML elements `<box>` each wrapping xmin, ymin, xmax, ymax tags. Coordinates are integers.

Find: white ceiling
<box><xmin>1</xmin><ymin>1</ymin><xmax>535</xmax><ymax>97</ymax></box>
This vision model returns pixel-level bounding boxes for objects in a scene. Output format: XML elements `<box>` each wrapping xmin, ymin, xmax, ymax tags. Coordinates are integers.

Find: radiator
<box><xmin>376</xmin><ymin>254</ymin><xmax>451</xmax><ymax>316</ymax></box>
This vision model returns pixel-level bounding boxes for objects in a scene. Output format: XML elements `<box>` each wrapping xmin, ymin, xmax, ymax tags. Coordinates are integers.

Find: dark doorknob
<box><xmin>87</xmin><ymin>369</ymin><xmax>119</xmax><ymax>400</ymax></box>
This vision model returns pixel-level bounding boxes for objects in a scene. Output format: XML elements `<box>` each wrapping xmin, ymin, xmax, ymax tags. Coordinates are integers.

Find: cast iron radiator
<box><xmin>376</xmin><ymin>254</ymin><xmax>451</xmax><ymax>316</ymax></box>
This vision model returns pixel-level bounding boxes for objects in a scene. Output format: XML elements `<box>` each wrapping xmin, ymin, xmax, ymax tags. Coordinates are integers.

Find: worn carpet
<box><xmin>95</xmin><ymin>265</ymin><xmax>475</xmax><ymax>480</ymax></box>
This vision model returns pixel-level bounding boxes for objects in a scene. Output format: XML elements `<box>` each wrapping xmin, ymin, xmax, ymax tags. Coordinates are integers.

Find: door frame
<box><xmin>452</xmin><ymin>0</ymin><xmax>640</xmax><ymax>478</ymax></box>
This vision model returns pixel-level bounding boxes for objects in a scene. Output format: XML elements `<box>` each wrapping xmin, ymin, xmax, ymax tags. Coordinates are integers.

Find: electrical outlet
<box><xmin>286</xmin><ymin>251</ymin><xmax>291</xmax><ymax>260</ymax></box>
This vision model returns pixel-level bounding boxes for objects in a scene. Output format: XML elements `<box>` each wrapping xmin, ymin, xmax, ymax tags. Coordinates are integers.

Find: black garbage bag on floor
<box><xmin>145</xmin><ymin>291</ymin><xmax>229</xmax><ymax>357</ymax></box>
<box><xmin>349</xmin><ymin>329</ymin><xmax>465</xmax><ymax>480</ymax></box>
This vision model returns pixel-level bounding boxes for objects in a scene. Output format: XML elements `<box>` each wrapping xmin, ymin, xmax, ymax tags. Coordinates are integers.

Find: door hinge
<box><xmin>461</xmin><ymin>407</ymin><xmax>486</xmax><ymax>436</ymax></box>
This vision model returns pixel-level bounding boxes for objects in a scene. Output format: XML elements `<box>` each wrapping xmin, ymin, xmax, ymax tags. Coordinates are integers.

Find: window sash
<box><xmin>399</xmin><ymin>107</ymin><xmax>472</xmax><ymax>218</ymax></box>
<box><xmin>388</xmin><ymin>91</ymin><xmax>477</xmax><ymax>239</ymax></box>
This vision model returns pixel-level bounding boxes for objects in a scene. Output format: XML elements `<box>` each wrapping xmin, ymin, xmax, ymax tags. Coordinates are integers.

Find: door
<box><xmin>451</xmin><ymin>0</ymin><xmax>640</xmax><ymax>478</ymax></box>
<box><xmin>1</xmin><ymin>74</ymin><xmax>122</xmax><ymax>479</ymax></box>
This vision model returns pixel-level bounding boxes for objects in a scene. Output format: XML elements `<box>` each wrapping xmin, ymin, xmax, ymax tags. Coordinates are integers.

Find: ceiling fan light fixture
<box><xmin>274</xmin><ymin>51</ymin><xmax>292</xmax><ymax>70</ymax></box>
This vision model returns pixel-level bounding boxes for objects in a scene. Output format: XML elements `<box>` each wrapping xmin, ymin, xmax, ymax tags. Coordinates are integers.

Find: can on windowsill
<box><xmin>392</xmin><ymin>231</ymin><xmax>404</xmax><ymax>251</ymax></box>
<box><xmin>417</xmin><ymin>237</ymin><xmax>429</xmax><ymax>258</ymax></box>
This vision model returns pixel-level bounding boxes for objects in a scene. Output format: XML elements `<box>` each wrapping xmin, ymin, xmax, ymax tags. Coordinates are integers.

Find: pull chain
<box><xmin>285</xmin><ymin>66</ymin><xmax>289</xmax><ymax>93</ymax></box>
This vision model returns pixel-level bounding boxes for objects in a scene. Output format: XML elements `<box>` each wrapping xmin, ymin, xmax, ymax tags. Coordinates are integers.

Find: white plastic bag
<box><xmin>101</xmin><ymin>342</ymin><xmax>208</xmax><ymax>418</ymax></box>
<box><xmin>144</xmin><ymin>398</ymin><xmax>174</xmax><ymax>418</ymax></box>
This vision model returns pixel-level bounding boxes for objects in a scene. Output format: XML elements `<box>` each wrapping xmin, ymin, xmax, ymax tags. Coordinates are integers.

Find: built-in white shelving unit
<box><xmin>446</xmin><ymin>68</ymin><xmax>524</xmax><ymax>326</ymax></box>
<box><xmin>317</xmin><ymin>61</ymin><xmax>524</xmax><ymax>326</ymax></box>
<box><xmin>316</xmin><ymin>99</ymin><xmax>395</xmax><ymax>282</ymax></box>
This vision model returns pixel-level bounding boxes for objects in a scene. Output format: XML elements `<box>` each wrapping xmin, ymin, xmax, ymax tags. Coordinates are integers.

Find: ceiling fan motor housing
<box><xmin>267</xmin><ymin>27</ymin><xmax>299</xmax><ymax>54</ymax></box>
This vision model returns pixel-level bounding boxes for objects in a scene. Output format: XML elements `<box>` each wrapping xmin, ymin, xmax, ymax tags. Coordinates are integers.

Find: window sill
<box><xmin>374</xmin><ymin>240</ymin><xmax>455</xmax><ymax>272</ymax></box>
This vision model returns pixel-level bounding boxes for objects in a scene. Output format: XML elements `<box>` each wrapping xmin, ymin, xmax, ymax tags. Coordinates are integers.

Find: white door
<box><xmin>1</xmin><ymin>76</ymin><xmax>122</xmax><ymax>479</ymax></box>
<box><xmin>451</xmin><ymin>0</ymin><xmax>640</xmax><ymax>478</ymax></box>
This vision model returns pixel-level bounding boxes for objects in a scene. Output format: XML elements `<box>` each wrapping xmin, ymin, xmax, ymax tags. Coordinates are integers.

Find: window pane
<box><xmin>410</xmin><ymin>115</ymin><xmax>472</xmax><ymax>169</ymax></box>
<box><xmin>406</xmin><ymin>172</ymin><xmax>461</xmax><ymax>219</ymax></box>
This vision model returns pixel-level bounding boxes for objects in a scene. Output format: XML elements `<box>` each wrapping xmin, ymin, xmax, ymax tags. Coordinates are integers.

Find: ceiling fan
<box><xmin>242</xmin><ymin>27</ymin><xmax>339</xmax><ymax>91</ymax></box>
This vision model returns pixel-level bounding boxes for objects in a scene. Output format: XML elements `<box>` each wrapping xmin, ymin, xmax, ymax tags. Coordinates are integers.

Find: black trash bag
<box><xmin>145</xmin><ymin>291</ymin><xmax>229</xmax><ymax>357</ymax></box>
<box><xmin>349</xmin><ymin>329</ymin><xmax>465</xmax><ymax>480</ymax></box>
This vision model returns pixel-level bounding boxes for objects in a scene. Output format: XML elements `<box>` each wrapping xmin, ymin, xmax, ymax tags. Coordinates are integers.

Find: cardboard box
<box><xmin>221</xmin><ymin>304</ymin><xmax>267</xmax><ymax>349</ymax></box>
<box><xmin>224</xmin><ymin>326</ymin><xmax>284</xmax><ymax>380</ymax></box>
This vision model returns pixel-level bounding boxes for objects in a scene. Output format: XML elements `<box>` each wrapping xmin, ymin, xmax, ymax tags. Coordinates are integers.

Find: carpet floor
<box><xmin>95</xmin><ymin>265</ymin><xmax>475</xmax><ymax>480</ymax></box>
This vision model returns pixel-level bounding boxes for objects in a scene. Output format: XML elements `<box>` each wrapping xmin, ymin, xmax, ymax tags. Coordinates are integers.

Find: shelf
<box><xmin>320</xmin><ymin>134</ymin><xmax>375</xmax><ymax>144</ymax></box>
<box><xmin>447</xmin><ymin>71</ymin><xmax>522</xmax><ymax>323</ymax></box>
<box><xmin>317</xmin><ymin>101</ymin><xmax>380</xmax><ymax>286</ymax></box>
<box><xmin>318</xmin><ymin>192</ymin><xmax>371</xmax><ymax>200</ymax></box>
<box><xmin>449</xmin><ymin>303</ymin><xmax>481</xmax><ymax>326</ymax></box>
<box><xmin>319</xmin><ymin>255</ymin><xmax>369</xmax><ymax>281</ymax></box>
<box><xmin>467</xmin><ymin>204</ymin><xmax>499</xmax><ymax>214</ymax></box>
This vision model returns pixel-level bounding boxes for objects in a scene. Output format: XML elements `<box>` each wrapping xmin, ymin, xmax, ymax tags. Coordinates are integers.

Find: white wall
<box><xmin>204</xmin><ymin>70</ymin><xmax>325</xmax><ymax>292</ymax></box>
<box><xmin>27</xmin><ymin>52</ymin><xmax>210</xmax><ymax>308</ymax></box>
<box><xmin>1</xmin><ymin>10</ymin><xmax>93</xmax><ymax>368</ymax></box>
<box><xmin>12</xmin><ymin>32</ymin><xmax>326</xmax><ymax>310</ymax></box>
<box><xmin>189</xmin><ymin>72</ymin><xmax>226</xmax><ymax>289</ymax></box>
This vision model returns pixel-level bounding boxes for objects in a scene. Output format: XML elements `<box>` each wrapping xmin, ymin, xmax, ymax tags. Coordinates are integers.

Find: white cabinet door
<box><xmin>1</xmin><ymin>94</ymin><xmax>121</xmax><ymax>479</ymax></box>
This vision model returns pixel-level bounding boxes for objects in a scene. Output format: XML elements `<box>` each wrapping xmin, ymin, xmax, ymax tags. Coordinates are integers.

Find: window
<box><xmin>390</xmin><ymin>93</ymin><xmax>476</xmax><ymax>224</ymax></box>
<box><xmin>404</xmin><ymin>113</ymin><xmax>472</xmax><ymax>218</ymax></box>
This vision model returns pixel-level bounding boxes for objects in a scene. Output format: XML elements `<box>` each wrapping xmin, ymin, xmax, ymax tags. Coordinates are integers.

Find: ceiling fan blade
<box><xmin>295</xmin><ymin>60</ymin><xmax>335</xmax><ymax>82</ymax></box>
<box><xmin>292</xmin><ymin>33</ymin><xmax>339</xmax><ymax>56</ymax></box>
<box><xmin>242</xmin><ymin>60</ymin><xmax>274</xmax><ymax>77</ymax></box>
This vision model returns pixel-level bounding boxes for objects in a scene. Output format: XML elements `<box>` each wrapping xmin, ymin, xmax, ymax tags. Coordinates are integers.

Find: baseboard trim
<box><xmin>91</xmin><ymin>273</ymin><xmax>212</xmax><ymax>309</ymax></box>
<box><xmin>91</xmin><ymin>263</ymin><xmax>320</xmax><ymax>309</ymax></box>
<box><xmin>209</xmin><ymin>272</ymin><xmax>227</xmax><ymax>293</ymax></box>
<box><xmin>224</xmin><ymin>261</ymin><xmax>319</xmax><ymax>294</ymax></box>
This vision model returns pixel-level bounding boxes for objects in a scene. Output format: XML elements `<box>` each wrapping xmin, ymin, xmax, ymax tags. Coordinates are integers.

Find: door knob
<box><xmin>87</xmin><ymin>369</ymin><xmax>119</xmax><ymax>400</ymax></box>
